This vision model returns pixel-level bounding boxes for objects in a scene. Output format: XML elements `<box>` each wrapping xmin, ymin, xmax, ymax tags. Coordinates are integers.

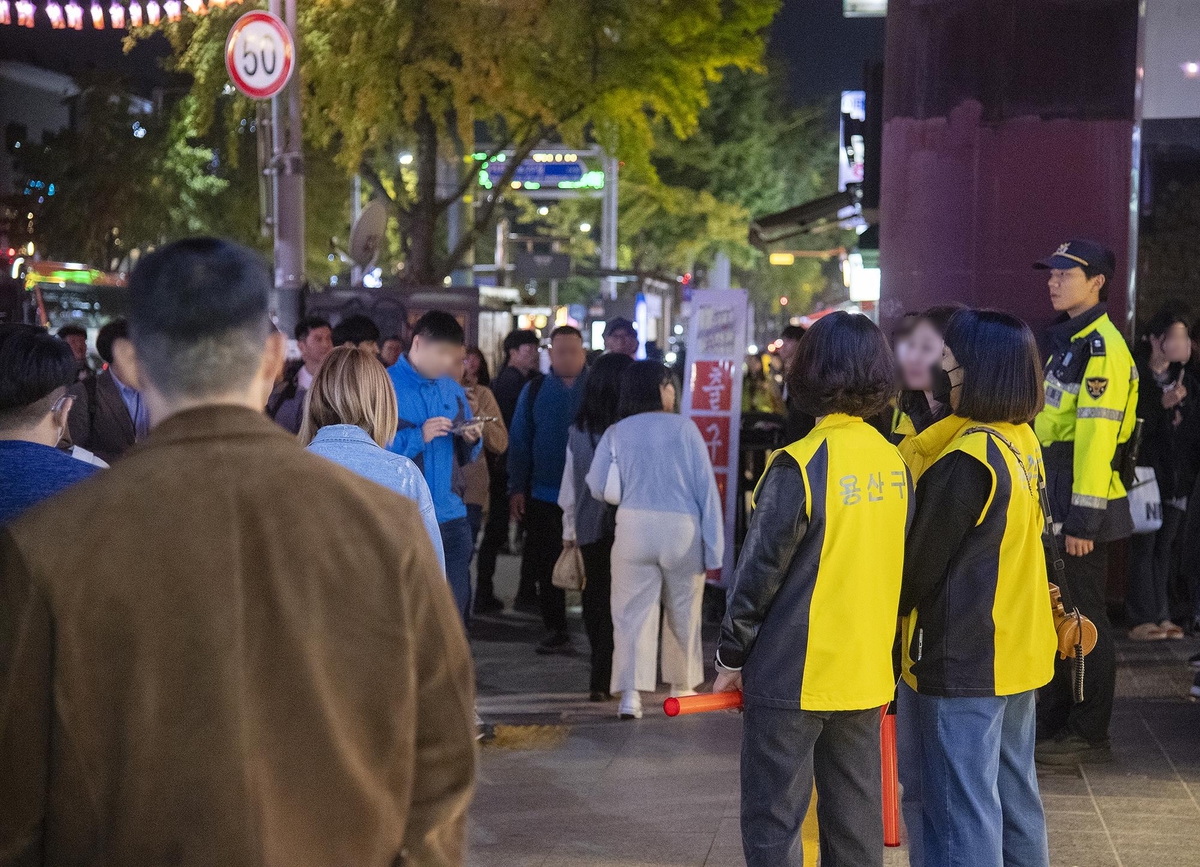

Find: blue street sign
<box><xmin>486</xmin><ymin>159</ymin><xmax>585</xmax><ymax>187</ymax></box>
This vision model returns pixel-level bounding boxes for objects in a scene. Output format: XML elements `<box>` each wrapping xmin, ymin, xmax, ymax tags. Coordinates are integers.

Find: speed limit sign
<box><xmin>225</xmin><ymin>11</ymin><xmax>295</xmax><ymax>100</ymax></box>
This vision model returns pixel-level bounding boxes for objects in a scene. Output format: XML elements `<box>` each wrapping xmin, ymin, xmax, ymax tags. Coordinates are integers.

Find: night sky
<box><xmin>770</xmin><ymin>0</ymin><xmax>886</xmax><ymax>104</ymax></box>
<box><xmin>1</xmin><ymin>0</ymin><xmax>887</xmax><ymax>104</ymax></box>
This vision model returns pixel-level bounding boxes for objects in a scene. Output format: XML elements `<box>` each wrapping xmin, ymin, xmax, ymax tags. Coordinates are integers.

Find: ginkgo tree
<box><xmin>147</xmin><ymin>0</ymin><xmax>779</xmax><ymax>286</ymax></box>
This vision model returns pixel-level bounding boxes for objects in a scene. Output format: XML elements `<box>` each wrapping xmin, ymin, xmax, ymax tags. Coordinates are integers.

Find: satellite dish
<box><xmin>349</xmin><ymin>199</ymin><xmax>388</xmax><ymax>268</ymax></box>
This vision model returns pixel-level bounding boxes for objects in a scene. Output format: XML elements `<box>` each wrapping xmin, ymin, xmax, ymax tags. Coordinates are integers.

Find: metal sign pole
<box><xmin>268</xmin><ymin>0</ymin><xmax>305</xmax><ymax>333</ymax></box>
<box><xmin>601</xmin><ymin>152</ymin><xmax>618</xmax><ymax>300</ymax></box>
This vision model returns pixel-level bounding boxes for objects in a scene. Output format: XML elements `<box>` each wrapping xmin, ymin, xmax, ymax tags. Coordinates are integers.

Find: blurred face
<box><xmin>895</xmin><ymin>321</ymin><xmax>944</xmax><ymax>393</ymax></box>
<box><xmin>605</xmin><ymin>328</ymin><xmax>638</xmax><ymax>357</ymax></box>
<box><xmin>462</xmin><ymin>350</ymin><xmax>482</xmax><ymax>384</ymax></box>
<box><xmin>64</xmin><ymin>334</ymin><xmax>87</xmax><ymax>362</ymax></box>
<box><xmin>380</xmin><ymin>338</ymin><xmax>403</xmax><ymax>367</ymax></box>
<box><xmin>299</xmin><ymin>326</ymin><xmax>333</xmax><ymax>372</ymax></box>
<box><xmin>1153</xmin><ymin>322</ymin><xmax>1192</xmax><ymax>365</ymax></box>
<box><xmin>409</xmin><ymin>334</ymin><xmax>462</xmax><ymax>380</ymax></box>
<box><xmin>1047</xmin><ymin>267</ymin><xmax>1103</xmax><ymax>315</ymax></box>
<box><xmin>109</xmin><ymin>337</ymin><xmax>139</xmax><ymax>387</ymax></box>
<box><xmin>778</xmin><ymin>337</ymin><xmax>801</xmax><ymax>365</ymax></box>
<box><xmin>550</xmin><ymin>332</ymin><xmax>586</xmax><ymax>379</ymax></box>
<box><xmin>509</xmin><ymin>341</ymin><xmax>539</xmax><ymax>374</ymax></box>
<box><xmin>660</xmin><ymin>379</ymin><xmax>676</xmax><ymax>412</ymax></box>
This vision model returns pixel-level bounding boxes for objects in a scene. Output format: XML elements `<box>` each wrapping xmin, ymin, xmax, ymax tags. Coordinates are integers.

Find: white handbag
<box><xmin>603</xmin><ymin>438</ymin><xmax>622</xmax><ymax>505</ymax></box>
<box><xmin>1127</xmin><ymin>466</ymin><xmax>1163</xmax><ymax>535</ymax></box>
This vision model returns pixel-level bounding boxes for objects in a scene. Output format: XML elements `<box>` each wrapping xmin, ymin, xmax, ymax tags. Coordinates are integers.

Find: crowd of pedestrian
<box><xmin>1</xmin><ymin>234</ymin><xmax>1198</xmax><ymax>866</ymax></box>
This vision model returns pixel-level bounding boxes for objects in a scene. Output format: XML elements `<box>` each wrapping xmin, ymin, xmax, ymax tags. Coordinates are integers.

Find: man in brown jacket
<box><xmin>0</xmin><ymin>238</ymin><xmax>476</xmax><ymax>866</ymax></box>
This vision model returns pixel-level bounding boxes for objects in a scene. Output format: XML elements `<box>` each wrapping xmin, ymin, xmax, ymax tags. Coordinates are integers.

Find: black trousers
<box><xmin>522</xmin><ymin>498</ymin><xmax>566</xmax><ymax>632</ymax></box>
<box><xmin>1037</xmin><ymin>541</ymin><xmax>1116</xmax><ymax>745</ymax></box>
<box><xmin>581</xmin><ymin>537</ymin><xmax>615</xmax><ymax>693</ymax></box>
<box><xmin>741</xmin><ymin>704</ymin><xmax>883</xmax><ymax>867</ymax></box>
<box><xmin>475</xmin><ymin>459</ymin><xmax>509</xmax><ymax>602</ymax></box>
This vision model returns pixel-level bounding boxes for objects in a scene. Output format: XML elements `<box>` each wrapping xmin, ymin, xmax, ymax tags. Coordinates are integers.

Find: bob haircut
<box><xmin>787</xmin><ymin>311</ymin><xmax>896</xmax><ymax>419</ymax></box>
<box><xmin>299</xmin><ymin>345</ymin><xmax>399</xmax><ymax>448</ymax></box>
<box><xmin>577</xmin><ymin>352</ymin><xmax>634</xmax><ymax>434</ymax></box>
<box><xmin>943</xmin><ymin>309</ymin><xmax>1044</xmax><ymax>425</ymax></box>
<box><xmin>618</xmin><ymin>360</ymin><xmax>676</xmax><ymax>419</ymax></box>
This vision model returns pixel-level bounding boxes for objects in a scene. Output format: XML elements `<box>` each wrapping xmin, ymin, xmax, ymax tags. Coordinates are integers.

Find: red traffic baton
<box><xmin>666</xmin><ymin>692</ymin><xmax>903</xmax><ymax>849</ymax></box>
<box><xmin>663</xmin><ymin>691</ymin><xmax>743</xmax><ymax>716</ymax></box>
<box><xmin>881</xmin><ymin>705</ymin><xmax>900</xmax><ymax>848</ymax></box>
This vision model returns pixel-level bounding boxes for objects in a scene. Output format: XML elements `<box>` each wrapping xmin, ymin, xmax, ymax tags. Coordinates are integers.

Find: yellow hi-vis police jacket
<box><xmin>1034</xmin><ymin>305</ymin><xmax>1138</xmax><ymax>541</ymax></box>
<box><xmin>717</xmin><ymin>414</ymin><xmax>913</xmax><ymax>710</ymax></box>
<box><xmin>900</xmin><ymin>422</ymin><xmax>1057</xmax><ymax>697</ymax></box>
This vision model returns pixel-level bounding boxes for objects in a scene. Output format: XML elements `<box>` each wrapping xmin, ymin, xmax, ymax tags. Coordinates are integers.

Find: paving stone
<box><xmin>468</xmin><ymin>553</ymin><xmax>1200</xmax><ymax>867</ymax></box>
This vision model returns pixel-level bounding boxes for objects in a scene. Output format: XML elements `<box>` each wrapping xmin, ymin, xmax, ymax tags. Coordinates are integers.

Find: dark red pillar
<box><xmin>879</xmin><ymin>0</ymin><xmax>1139</xmax><ymax>338</ymax></box>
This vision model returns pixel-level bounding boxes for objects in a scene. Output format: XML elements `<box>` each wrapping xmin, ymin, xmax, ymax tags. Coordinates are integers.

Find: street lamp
<box><xmin>579</xmin><ymin>222</ymin><xmax>592</xmax><ymax>233</ymax></box>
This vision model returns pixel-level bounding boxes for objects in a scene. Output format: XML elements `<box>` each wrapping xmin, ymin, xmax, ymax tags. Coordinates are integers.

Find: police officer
<box><xmin>1032</xmin><ymin>239</ymin><xmax>1137</xmax><ymax>765</ymax></box>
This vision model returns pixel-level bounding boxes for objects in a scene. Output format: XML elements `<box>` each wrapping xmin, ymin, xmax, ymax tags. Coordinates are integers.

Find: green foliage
<box><xmin>17</xmin><ymin>80</ymin><xmax>226</xmax><ymax>267</ymax></box>
<box><xmin>146</xmin><ymin>0</ymin><xmax>780</xmax><ymax>284</ymax></box>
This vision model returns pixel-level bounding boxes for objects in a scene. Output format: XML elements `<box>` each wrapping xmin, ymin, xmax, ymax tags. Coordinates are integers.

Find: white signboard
<box><xmin>681</xmin><ymin>289</ymin><xmax>748</xmax><ymax>585</ymax></box>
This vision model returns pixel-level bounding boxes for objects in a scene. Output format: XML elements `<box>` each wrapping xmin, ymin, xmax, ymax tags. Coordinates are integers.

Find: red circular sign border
<box><xmin>224</xmin><ymin>10</ymin><xmax>295</xmax><ymax>101</ymax></box>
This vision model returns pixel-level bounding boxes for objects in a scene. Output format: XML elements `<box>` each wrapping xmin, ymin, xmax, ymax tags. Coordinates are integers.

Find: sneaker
<box><xmin>1159</xmin><ymin>620</ymin><xmax>1185</xmax><ymax>640</ymax></box>
<box><xmin>472</xmin><ymin>595</ymin><xmax>504</xmax><ymax>615</ymax></box>
<box><xmin>535</xmin><ymin>631</ymin><xmax>576</xmax><ymax>656</ymax></box>
<box><xmin>1128</xmin><ymin>622</ymin><xmax>1167</xmax><ymax>641</ymax></box>
<box><xmin>618</xmin><ymin>690</ymin><xmax>643</xmax><ymax>720</ymax></box>
<box><xmin>669</xmin><ymin>686</ymin><xmax>699</xmax><ymax>699</ymax></box>
<box><xmin>1035</xmin><ymin>733</ymin><xmax>1113</xmax><ymax>766</ymax></box>
<box><xmin>1189</xmin><ymin>650</ymin><xmax>1200</xmax><ymax>671</ymax></box>
<box><xmin>475</xmin><ymin>709</ymin><xmax>494</xmax><ymax>743</ymax></box>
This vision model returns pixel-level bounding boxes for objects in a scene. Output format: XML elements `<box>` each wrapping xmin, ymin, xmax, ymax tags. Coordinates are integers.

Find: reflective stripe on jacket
<box><xmin>1034</xmin><ymin>306</ymin><xmax>1137</xmax><ymax>540</ymax></box>
<box><xmin>717</xmin><ymin>414</ymin><xmax>912</xmax><ymax>711</ymax></box>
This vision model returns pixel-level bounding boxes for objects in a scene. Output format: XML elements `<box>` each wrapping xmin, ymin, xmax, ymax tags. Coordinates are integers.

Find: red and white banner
<box><xmin>681</xmin><ymin>289</ymin><xmax>747</xmax><ymax>585</ymax></box>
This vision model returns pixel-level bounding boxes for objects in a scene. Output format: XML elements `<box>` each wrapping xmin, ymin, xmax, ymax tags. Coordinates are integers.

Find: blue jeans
<box><xmin>439</xmin><ymin>517</ymin><xmax>474</xmax><ymax>625</ymax></box>
<box><xmin>896</xmin><ymin>681</ymin><xmax>924</xmax><ymax>867</ymax></box>
<box><xmin>915</xmin><ymin>690</ymin><xmax>1048</xmax><ymax>867</ymax></box>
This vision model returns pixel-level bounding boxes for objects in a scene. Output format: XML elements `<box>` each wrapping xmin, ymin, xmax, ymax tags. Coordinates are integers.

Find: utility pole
<box><xmin>601</xmin><ymin>152</ymin><xmax>619</xmax><ymax>301</ymax></box>
<box><xmin>269</xmin><ymin>0</ymin><xmax>305</xmax><ymax>333</ymax></box>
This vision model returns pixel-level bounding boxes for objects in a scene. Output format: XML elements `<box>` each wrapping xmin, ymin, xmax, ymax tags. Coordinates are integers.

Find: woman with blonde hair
<box><xmin>301</xmin><ymin>345</ymin><xmax>445</xmax><ymax>571</ymax></box>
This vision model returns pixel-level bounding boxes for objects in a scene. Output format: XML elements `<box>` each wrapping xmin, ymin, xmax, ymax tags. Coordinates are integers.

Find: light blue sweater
<box><xmin>585</xmin><ymin>412</ymin><xmax>724</xmax><ymax>570</ymax></box>
<box><xmin>307</xmin><ymin>424</ymin><xmax>446</xmax><ymax>572</ymax></box>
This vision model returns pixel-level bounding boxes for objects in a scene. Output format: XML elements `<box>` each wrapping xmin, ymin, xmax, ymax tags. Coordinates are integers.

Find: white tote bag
<box><xmin>1127</xmin><ymin>466</ymin><xmax>1163</xmax><ymax>535</ymax></box>
<box><xmin>603</xmin><ymin>438</ymin><xmax>622</xmax><ymax>506</ymax></box>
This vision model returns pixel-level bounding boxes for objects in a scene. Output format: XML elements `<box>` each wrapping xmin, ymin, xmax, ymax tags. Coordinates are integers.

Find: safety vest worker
<box><xmin>1031</xmin><ymin>239</ymin><xmax>1136</xmax><ymax>766</ymax></box>
<box><xmin>713</xmin><ymin>312</ymin><xmax>911</xmax><ymax>867</ymax></box>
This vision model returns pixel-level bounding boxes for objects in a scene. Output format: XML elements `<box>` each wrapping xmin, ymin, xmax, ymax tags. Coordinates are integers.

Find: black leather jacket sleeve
<box><xmin>717</xmin><ymin>453</ymin><xmax>807</xmax><ymax>670</ymax></box>
<box><xmin>898</xmin><ymin>451</ymin><xmax>992</xmax><ymax>616</ymax></box>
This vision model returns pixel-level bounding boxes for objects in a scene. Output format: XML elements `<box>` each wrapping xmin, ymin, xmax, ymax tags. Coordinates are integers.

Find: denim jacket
<box><xmin>307</xmin><ymin>424</ymin><xmax>446</xmax><ymax>573</ymax></box>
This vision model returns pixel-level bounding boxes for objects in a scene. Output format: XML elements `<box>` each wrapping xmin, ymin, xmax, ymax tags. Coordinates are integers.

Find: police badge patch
<box><xmin>1085</xmin><ymin>377</ymin><xmax>1109</xmax><ymax>399</ymax></box>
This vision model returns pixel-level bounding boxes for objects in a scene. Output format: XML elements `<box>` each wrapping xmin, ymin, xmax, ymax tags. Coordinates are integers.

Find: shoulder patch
<box><xmin>1085</xmin><ymin>377</ymin><xmax>1109</xmax><ymax>399</ymax></box>
<box><xmin>1089</xmin><ymin>332</ymin><xmax>1106</xmax><ymax>357</ymax></box>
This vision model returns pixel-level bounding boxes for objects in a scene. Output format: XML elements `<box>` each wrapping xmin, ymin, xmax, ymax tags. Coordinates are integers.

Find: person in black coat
<box><xmin>1127</xmin><ymin>304</ymin><xmax>1199</xmax><ymax>640</ymax></box>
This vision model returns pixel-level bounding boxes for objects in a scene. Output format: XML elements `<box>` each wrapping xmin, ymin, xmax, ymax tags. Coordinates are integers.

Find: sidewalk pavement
<box><xmin>468</xmin><ymin>553</ymin><xmax>1200</xmax><ymax>867</ymax></box>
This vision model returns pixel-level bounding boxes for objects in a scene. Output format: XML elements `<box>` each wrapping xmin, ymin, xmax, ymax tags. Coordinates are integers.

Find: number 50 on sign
<box><xmin>225</xmin><ymin>11</ymin><xmax>295</xmax><ymax>100</ymax></box>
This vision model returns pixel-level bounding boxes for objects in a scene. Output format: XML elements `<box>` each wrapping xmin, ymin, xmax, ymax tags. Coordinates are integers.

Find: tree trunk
<box><xmin>405</xmin><ymin>100</ymin><xmax>441</xmax><ymax>287</ymax></box>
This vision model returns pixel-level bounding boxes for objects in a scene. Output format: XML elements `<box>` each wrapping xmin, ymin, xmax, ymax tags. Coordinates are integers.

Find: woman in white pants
<box><xmin>586</xmin><ymin>361</ymin><xmax>724</xmax><ymax>719</ymax></box>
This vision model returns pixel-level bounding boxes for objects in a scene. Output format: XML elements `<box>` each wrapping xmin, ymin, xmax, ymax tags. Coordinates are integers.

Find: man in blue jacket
<box><xmin>508</xmin><ymin>325</ymin><xmax>588</xmax><ymax>654</ymax></box>
<box><xmin>388</xmin><ymin>311</ymin><xmax>482</xmax><ymax>622</ymax></box>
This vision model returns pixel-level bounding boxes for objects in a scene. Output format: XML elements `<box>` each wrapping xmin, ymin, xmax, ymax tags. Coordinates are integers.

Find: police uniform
<box><xmin>1032</xmin><ymin>240</ymin><xmax>1137</xmax><ymax>749</ymax></box>
<box><xmin>717</xmin><ymin>414</ymin><xmax>912</xmax><ymax>867</ymax></box>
